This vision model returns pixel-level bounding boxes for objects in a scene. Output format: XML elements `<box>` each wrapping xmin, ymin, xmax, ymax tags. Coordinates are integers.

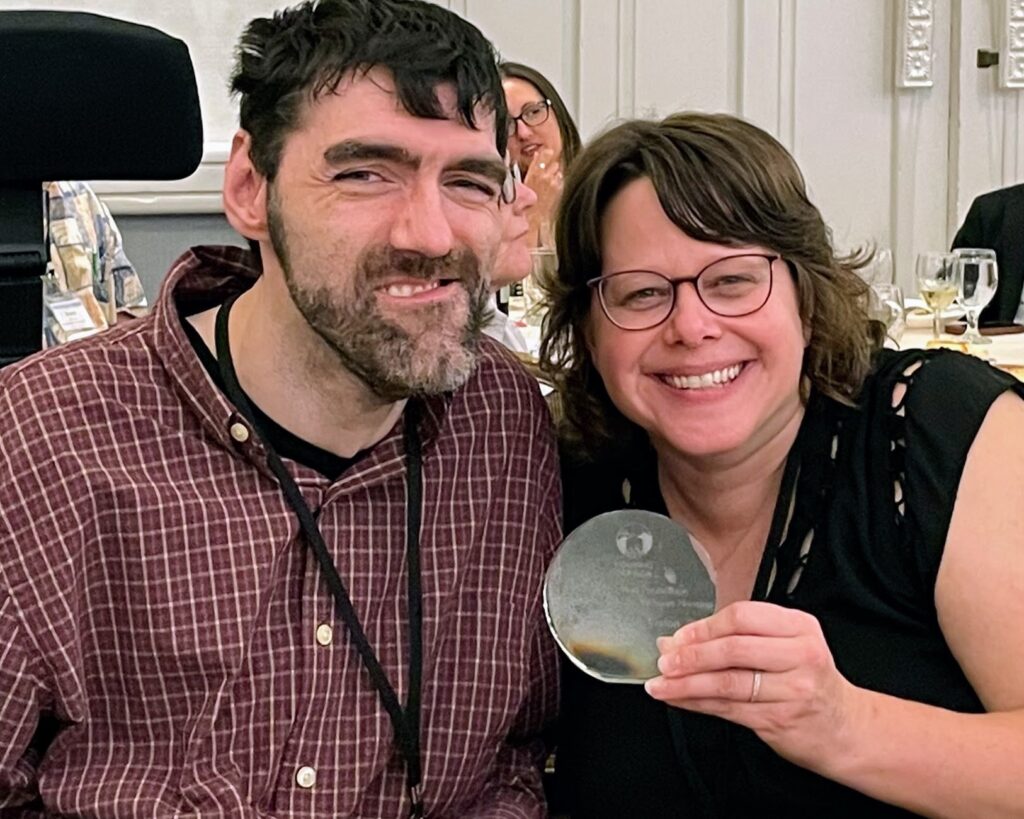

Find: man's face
<box><xmin>264</xmin><ymin>68</ymin><xmax>507</xmax><ymax>399</ymax></box>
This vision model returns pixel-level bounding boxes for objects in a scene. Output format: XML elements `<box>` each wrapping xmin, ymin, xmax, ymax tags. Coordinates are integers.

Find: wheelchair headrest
<box><xmin>0</xmin><ymin>10</ymin><xmax>204</xmax><ymax>182</ymax></box>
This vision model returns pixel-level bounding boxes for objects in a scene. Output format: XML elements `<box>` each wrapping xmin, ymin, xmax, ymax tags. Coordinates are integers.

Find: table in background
<box><xmin>900</xmin><ymin>327</ymin><xmax>1024</xmax><ymax>380</ymax></box>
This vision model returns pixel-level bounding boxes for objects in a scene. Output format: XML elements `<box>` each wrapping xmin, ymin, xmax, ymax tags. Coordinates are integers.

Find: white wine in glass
<box><xmin>920</xmin><ymin>284</ymin><xmax>958</xmax><ymax>311</ymax></box>
<box><xmin>915</xmin><ymin>252</ymin><xmax>958</xmax><ymax>339</ymax></box>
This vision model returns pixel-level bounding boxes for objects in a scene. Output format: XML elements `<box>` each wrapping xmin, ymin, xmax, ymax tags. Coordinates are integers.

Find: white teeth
<box><xmin>663</xmin><ymin>364</ymin><xmax>743</xmax><ymax>390</ymax></box>
<box><xmin>384</xmin><ymin>281</ymin><xmax>441</xmax><ymax>297</ymax></box>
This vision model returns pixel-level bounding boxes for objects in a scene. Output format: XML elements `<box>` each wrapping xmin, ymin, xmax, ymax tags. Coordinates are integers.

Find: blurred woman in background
<box><xmin>501</xmin><ymin>61</ymin><xmax>581</xmax><ymax>247</ymax></box>
<box><xmin>484</xmin><ymin>173</ymin><xmax>538</xmax><ymax>353</ymax></box>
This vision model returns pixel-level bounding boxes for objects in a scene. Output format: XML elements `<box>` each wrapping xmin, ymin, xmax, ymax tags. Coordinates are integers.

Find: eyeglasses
<box><xmin>587</xmin><ymin>254</ymin><xmax>778</xmax><ymax>331</ymax></box>
<box><xmin>507</xmin><ymin>99</ymin><xmax>552</xmax><ymax>135</ymax></box>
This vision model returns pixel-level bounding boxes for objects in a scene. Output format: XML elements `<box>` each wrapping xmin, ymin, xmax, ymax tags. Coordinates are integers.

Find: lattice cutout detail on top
<box><xmin>772</xmin><ymin>354</ymin><xmax>925</xmax><ymax>602</ymax></box>
<box><xmin>890</xmin><ymin>360</ymin><xmax>924</xmax><ymax>526</ymax></box>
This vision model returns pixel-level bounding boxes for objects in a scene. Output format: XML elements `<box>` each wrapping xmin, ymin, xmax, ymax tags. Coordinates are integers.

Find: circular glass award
<box><xmin>543</xmin><ymin>509</ymin><xmax>716</xmax><ymax>684</ymax></box>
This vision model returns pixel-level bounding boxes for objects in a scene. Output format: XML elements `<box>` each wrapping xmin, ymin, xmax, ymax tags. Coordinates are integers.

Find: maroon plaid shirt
<box><xmin>0</xmin><ymin>247</ymin><xmax>561</xmax><ymax>818</ymax></box>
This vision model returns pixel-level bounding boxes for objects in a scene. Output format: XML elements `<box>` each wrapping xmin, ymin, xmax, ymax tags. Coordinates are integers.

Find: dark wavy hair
<box><xmin>499</xmin><ymin>61</ymin><xmax>581</xmax><ymax>169</ymax></box>
<box><xmin>231</xmin><ymin>0</ymin><xmax>508</xmax><ymax>181</ymax></box>
<box><xmin>539</xmin><ymin>112</ymin><xmax>884</xmax><ymax>459</ymax></box>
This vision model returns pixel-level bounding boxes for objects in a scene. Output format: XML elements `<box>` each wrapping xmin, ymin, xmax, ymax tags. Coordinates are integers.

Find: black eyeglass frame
<box><xmin>586</xmin><ymin>254</ymin><xmax>780</xmax><ymax>331</ymax></box>
<box><xmin>507</xmin><ymin>99</ymin><xmax>553</xmax><ymax>135</ymax></box>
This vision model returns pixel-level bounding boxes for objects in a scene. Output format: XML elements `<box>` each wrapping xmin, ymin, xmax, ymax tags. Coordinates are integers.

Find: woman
<box><xmin>501</xmin><ymin>61</ymin><xmax>581</xmax><ymax>247</ymax></box>
<box><xmin>540</xmin><ymin>112</ymin><xmax>1024</xmax><ymax>817</ymax></box>
<box><xmin>483</xmin><ymin>171</ymin><xmax>538</xmax><ymax>353</ymax></box>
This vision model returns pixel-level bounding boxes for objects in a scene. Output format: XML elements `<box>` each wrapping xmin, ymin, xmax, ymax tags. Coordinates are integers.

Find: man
<box><xmin>0</xmin><ymin>1</ymin><xmax>560</xmax><ymax>816</ymax></box>
<box><xmin>951</xmin><ymin>182</ymin><xmax>1024</xmax><ymax>324</ymax></box>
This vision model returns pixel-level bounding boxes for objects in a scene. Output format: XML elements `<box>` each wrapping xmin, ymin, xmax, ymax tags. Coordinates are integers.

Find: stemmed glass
<box><xmin>859</xmin><ymin>248</ymin><xmax>894</xmax><ymax>285</ymax></box>
<box><xmin>524</xmin><ymin>248</ymin><xmax>556</xmax><ymax>327</ymax></box>
<box><xmin>953</xmin><ymin>248</ymin><xmax>998</xmax><ymax>345</ymax></box>
<box><xmin>869</xmin><ymin>283</ymin><xmax>906</xmax><ymax>348</ymax></box>
<box><xmin>915</xmin><ymin>252</ymin><xmax>959</xmax><ymax>339</ymax></box>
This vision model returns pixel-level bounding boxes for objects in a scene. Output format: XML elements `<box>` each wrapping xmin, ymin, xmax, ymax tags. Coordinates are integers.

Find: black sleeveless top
<box><xmin>554</xmin><ymin>349</ymin><xmax>1024</xmax><ymax>818</ymax></box>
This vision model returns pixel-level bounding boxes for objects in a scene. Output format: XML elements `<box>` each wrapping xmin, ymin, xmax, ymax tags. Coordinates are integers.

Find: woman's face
<box><xmin>491</xmin><ymin>178</ymin><xmax>539</xmax><ymax>289</ymax></box>
<box><xmin>586</xmin><ymin>177</ymin><xmax>807</xmax><ymax>463</ymax></box>
<box><xmin>503</xmin><ymin>77</ymin><xmax>563</xmax><ymax>172</ymax></box>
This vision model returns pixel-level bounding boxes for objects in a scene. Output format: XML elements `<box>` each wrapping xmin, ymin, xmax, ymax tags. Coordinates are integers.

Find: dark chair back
<box><xmin>0</xmin><ymin>10</ymin><xmax>203</xmax><ymax>365</ymax></box>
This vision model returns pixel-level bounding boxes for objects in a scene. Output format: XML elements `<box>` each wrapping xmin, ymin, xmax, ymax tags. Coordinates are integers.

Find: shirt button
<box><xmin>229</xmin><ymin>422</ymin><xmax>250</xmax><ymax>443</ymax></box>
<box><xmin>296</xmin><ymin>766</ymin><xmax>317</xmax><ymax>789</ymax></box>
<box><xmin>315</xmin><ymin>623</ymin><xmax>333</xmax><ymax>646</ymax></box>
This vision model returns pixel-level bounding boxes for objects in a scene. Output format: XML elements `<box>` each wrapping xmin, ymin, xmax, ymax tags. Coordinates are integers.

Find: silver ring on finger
<box><xmin>749</xmin><ymin>670</ymin><xmax>763</xmax><ymax>703</ymax></box>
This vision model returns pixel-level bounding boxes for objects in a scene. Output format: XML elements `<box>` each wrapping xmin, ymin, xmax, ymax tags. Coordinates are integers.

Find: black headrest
<box><xmin>0</xmin><ymin>10</ymin><xmax>204</xmax><ymax>182</ymax></box>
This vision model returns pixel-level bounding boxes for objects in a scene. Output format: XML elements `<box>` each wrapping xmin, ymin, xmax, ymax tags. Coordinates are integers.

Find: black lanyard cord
<box><xmin>213</xmin><ymin>296</ymin><xmax>424</xmax><ymax>817</ymax></box>
<box><xmin>403</xmin><ymin>413</ymin><xmax>424</xmax><ymax>812</ymax></box>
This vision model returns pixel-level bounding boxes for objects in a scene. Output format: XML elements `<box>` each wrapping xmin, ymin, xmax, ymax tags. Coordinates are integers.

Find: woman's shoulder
<box><xmin>845</xmin><ymin>347</ymin><xmax>1022</xmax><ymax>487</ymax></box>
<box><xmin>846</xmin><ymin>348</ymin><xmax>1023</xmax><ymax>584</ymax></box>
<box><xmin>861</xmin><ymin>348</ymin><xmax>1020</xmax><ymax>414</ymax></box>
<box><xmin>872</xmin><ymin>344</ymin><xmax>1015</xmax><ymax>380</ymax></box>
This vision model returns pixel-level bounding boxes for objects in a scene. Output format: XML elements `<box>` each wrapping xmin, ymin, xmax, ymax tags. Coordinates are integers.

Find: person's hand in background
<box><xmin>523</xmin><ymin>146</ymin><xmax>563</xmax><ymax>247</ymax></box>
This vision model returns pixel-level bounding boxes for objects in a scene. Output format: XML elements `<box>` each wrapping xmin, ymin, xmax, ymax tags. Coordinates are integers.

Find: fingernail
<box><xmin>644</xmin><ymin>677</ymin><xmax>663</xmax><ymax>696</ymax></box>
<box><xmin>656</xmin><ymin>636</ymin><xmax>672</xmax><ymax>652</ymax></box>
<box><xmin>657</xmin><ymin>654</ymin><xmax>677</xmax><ymax>674</ymax></box>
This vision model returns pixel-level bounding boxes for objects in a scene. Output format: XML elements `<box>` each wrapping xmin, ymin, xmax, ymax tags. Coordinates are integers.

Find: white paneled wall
<box><xmin>478</xmin><ymin>0</ymin><xmax>1024</xmax><ymax>292</ymax></box>
<box><xmin>7</xmin><ymin>0</ymin><xmax>1023</xmax><ymax>291</ymax></box>
<box><xmin>954</xmin><ymin>0</ymin><xmax>1024</xmax><ymax>223</ymax></box>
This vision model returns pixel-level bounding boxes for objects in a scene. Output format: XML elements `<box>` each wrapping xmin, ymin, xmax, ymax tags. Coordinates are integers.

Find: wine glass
<box><xmin>915</xmin><ymin>252</ymin><xmax>959</xmax><ymax>339</ymax></box>
<box><xmin>859</xmin><ymin>248</ymin><xmax>895</xmax><ymax>285</ymax></box>
<box><xmin>953</xmin><ymin>248</ymin><xmax>998</xmax><ymax>345</ymax></box>
<box><xmin>524</xmin><ymin>248</ymin><xmax>556</xmax><ymax>326</ymax></box>
<box><xmin>869</xmin><ymin>283</ymin><xmax>906</xmax><ymax>348</ymax></box>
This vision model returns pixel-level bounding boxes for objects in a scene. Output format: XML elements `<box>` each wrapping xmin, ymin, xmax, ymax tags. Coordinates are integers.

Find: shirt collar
<box><xmin>149</xmin><ymin>246</ymin><xmax>451</xmax><ymax>486</ymax></box>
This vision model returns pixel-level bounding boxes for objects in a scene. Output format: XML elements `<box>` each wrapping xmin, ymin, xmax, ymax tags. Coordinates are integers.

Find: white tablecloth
<box><xmin>901</xmin><ymin>327</ymin><xmax>1024</xmax><ymax>376</ymax></box>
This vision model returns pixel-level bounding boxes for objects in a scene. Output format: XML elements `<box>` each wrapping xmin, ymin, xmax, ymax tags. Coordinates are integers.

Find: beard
<box><xmin>268</xmin><ymin>196</ymin><xmax>491</xmax><ymax>401</ymax></box>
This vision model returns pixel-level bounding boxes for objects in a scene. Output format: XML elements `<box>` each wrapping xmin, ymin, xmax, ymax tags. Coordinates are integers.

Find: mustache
<box><xmin>358</xmin><ymin>246</ymin><xmax>483</xmax><ymax>287</ymax></box>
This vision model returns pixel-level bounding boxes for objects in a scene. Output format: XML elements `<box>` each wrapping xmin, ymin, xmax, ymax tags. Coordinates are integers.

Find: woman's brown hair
<box><xmin>538</xmin><ymin>112</ymin><xmax>884</xmax><ymax>459</ymax></box>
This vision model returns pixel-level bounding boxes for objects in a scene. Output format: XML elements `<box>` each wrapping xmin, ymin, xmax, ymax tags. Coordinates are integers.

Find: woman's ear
<box><xmin>223</xmin><ymin>130</ymin><xmax>269</xmax><ymax>242</ymax></box>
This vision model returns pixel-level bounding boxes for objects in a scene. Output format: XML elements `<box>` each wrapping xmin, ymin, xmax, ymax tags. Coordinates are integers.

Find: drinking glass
<box><xmin>859</xmin><ymin>248</ymin><xmax>894</xmax><ymax>285</ymax></box>
<box><xmin>954</xmin><ymin>248</ymin><xmax>998</xmax><ymax>345</ymax></box>
<box><xmin>915</xmin><ymin>252</ymin><xmax>959</xmax><ymax>339</ymax></box>
<box><xmin>524</xmin><ymin>248</ymin><xmax>556</xmax><ymax>327</ymax></box>
<box><xmin>869</xmin><ymin>283</ymin><xmax>906</xmax><ymax>348</ymax></box>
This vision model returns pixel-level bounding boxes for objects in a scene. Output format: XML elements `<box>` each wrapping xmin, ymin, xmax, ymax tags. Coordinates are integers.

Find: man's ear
<box><xmin>223</xmin><ymin>130</ymin><xmax>269</xmax><ymax>241</ymax></box>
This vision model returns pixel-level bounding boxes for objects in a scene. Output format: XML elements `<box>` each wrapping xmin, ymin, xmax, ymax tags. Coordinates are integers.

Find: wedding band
<box><xmin>749</xmin><ymin>670</ymin><xmax>763</xmax><ymax>703</ymax></box>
